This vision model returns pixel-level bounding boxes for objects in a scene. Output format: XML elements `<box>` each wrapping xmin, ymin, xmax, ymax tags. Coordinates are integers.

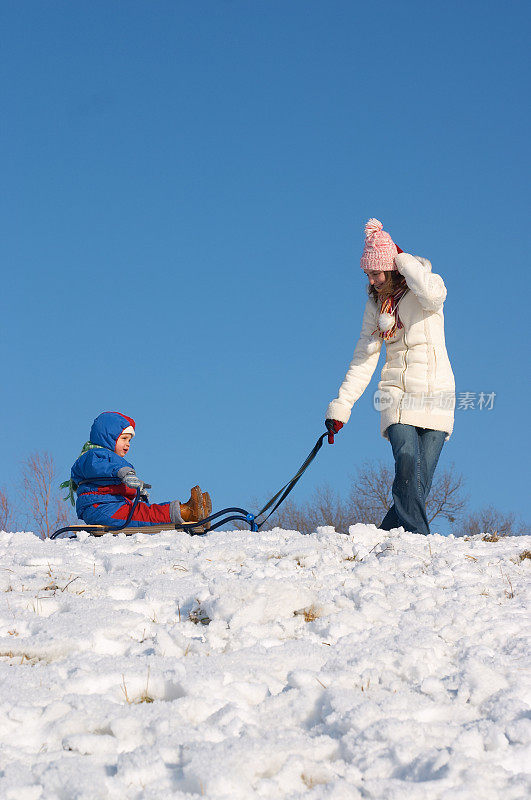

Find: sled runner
<box><xmin>50</xmin><ymin>431</ymin><xmax>335</xmax><ymax>540</ymax></box>
<box><xmin>52</xmin><ymin>523</ymin><xmax>205</xmax><ymax>538</ymax></box>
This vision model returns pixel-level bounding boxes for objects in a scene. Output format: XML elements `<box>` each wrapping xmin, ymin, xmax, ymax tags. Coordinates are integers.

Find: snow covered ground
<box><xmin>0</xmin><ymin>525</ymin><xmax>529</xmax><ymax>800</ymax></box>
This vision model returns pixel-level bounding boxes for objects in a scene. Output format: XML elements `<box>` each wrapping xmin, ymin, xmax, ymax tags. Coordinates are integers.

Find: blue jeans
<box><xmin>380</xmin><ymin>423</ymin><xmax>446</xmax><ymax>536</ymax></box>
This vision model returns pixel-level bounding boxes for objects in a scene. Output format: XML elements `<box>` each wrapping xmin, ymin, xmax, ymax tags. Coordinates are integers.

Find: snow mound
<box><xmin>0</xmin><ymin>525</ymin><xmax>530</xmax><ymax>799</ymax></box>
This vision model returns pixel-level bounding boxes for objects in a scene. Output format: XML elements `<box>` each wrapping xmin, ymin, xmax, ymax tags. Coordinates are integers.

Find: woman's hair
<box><xmin>367</xmin><ymin>271</ymin><xmax>407</xmax><ymax>304</ymax></box>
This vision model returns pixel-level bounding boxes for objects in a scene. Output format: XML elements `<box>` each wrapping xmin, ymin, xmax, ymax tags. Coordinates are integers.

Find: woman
<box><xmin>325</xmin><ymin>219</ymin><xmax>455</xmax><ymax>535</ymax></box>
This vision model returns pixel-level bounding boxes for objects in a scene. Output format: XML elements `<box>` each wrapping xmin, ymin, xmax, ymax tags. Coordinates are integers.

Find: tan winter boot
<box><xmin>180</xmin><ymin>485</ymin><xmax>205</xmax><ymax>523</ymax></box>
<box><xmin>202</xmin><ymin>491</ymin><xmax>212</xmax><ymax>518</ymax></box>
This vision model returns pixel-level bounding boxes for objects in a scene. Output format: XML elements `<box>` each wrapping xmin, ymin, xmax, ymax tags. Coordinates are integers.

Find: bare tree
<box><xmin>453</xmin><ymin>506</ymin><xmax>529</xmax><ymax>538</ymax></box>
<box><xmin>259</xmin><ymin>460</ymin><xmax>468</xmax><ymax>534</ymax></box>
<box><xmin>0</xmin><ymin>488</ymin><xmax>12</xmax><ymax>531</ymax></box>
<box><xmin>267</xmin><ymin>484</ymin><xmax>352</xmax><ymax>534</ymax></box>
<box><xmin>347</xmin><ymin>461</ymin><xmax>468</xmax><ymax>528</ymax></box>
<box><xmin>21</xmin><ymin>452</ymin><xmax>72</xmax><ymax>538</ymax></box>
<box><xmin>347</xmin><ymin>461</ymin><xmax>393</xmax><ymax>525</ymax></box>
<box><xmin>265</xmin><ymin>498</ymin><xmax>319</xmax><ymax>534</ymax></box>
<box><xmin>312</xmin><ymin>484</ymin><xmax>354</xmax><ymax>532</ymax></box>
<box><xmin>426</xmin><ymin>465</ymin><xmax>468</xmax><ymax>524</ymax></box>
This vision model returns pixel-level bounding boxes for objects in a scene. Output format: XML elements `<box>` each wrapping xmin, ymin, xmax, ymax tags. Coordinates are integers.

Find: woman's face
<box><xmin>366</xmin><ymin>270</ymin><xmax>387</xmax><ymax>292</ymax></box>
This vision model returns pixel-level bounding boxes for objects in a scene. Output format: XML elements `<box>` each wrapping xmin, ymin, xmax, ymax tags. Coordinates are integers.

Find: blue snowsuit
<box><xmin>71</xmin><ymin>412</ymin><xmax>174</xmax><ymax>528</ymax></box>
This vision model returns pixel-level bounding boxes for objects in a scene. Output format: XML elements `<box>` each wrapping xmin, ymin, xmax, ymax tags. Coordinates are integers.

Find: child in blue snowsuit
<box><xmin>71</xmin><ymin>411</ymin><xmax>211</xmax><ymax>529</ymax></box>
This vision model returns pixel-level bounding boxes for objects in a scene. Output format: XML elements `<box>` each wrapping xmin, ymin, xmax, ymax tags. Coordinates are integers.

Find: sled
<box><xmin>49</xmin><ymin>509</ymin><xmax>248</xmax><ymax>540</ymax></box>
<box><xmin>50</xmin><ymin>523</ymin><xmax>205</xmax><ymax>539</ymax></box>
<box><xmin>50</xmin><ymin>431</ymin><xmax>335</xmax><ymax>541</ymax></box>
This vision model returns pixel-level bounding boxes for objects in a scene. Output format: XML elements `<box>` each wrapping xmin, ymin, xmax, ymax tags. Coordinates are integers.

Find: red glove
<box><xmin>325</xmin><ymin>419</ymin><xmax>344</xmax><ymax>435</ymax></box>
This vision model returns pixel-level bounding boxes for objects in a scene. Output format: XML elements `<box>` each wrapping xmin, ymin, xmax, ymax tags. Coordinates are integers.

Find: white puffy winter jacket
<box><xmin>326</xmin><ymin>253</ymin><xmax>456</xmax><ymax>440</ymax></box>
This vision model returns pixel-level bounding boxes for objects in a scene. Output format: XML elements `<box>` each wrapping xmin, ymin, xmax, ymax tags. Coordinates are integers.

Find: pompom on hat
<box><xmin>360</xmin><ymin>218</ymin><xmax>402</xmax><ymax>272</ymax></box>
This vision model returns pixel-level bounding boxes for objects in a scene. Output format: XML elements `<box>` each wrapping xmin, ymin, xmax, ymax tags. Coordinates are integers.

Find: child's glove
<box><xmin>116</xmin><ymin>467</ymin><xmax>146</xmax><ymax>491</ymax></box>
<box><xmin>325</xmin><ymin>419</ymin><xmax>344</xmax><ymax>435</ymax></box>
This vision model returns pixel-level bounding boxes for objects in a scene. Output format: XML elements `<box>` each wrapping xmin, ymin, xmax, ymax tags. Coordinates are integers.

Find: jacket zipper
<box><xmin>398</xmin><ymin>328</ymin><xmax>408</xmax><ymax>421</ymax></box>
<box><xmin>390</xmin><ymin>291</ymin><xmax>409</xmax><ymax>423</ymax></box>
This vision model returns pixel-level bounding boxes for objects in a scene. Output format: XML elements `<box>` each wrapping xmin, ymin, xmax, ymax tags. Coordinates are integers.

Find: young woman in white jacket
<box><xmin>325</xmin><ymin>219</ymin><xmax>455</xmax><ymax>535</ymax></box>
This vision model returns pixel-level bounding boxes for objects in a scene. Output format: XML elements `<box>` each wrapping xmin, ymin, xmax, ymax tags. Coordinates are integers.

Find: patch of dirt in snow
<box><xmin>0</xmin><ymin>526</ymin><xmax>529</xmax><ymax>800</ymax></box>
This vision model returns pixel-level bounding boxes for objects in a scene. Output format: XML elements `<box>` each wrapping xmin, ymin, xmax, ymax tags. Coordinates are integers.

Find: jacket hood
<box><xmin>89</xmin><ymin>412</ymin><xmax>136</xmax><ymax>451</ymax></box>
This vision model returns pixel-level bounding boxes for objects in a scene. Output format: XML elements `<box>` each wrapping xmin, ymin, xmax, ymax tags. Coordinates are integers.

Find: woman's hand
<box><xmin>325</xmin><ymin>419</ymin><xmax>344</xmax><ymax>435</ymax></box>
<box><xmin>394</xmin><ymin>253</ymin><xmax>447</xmax><ymax>311</ymax></box>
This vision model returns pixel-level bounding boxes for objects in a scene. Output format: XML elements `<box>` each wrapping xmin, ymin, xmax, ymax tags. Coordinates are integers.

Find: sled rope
<box><xmin>180</xmin><ymin>430</ymin><xmax>331</xmax><ymax>533</ymax></box>
<box><xmin>253</xmin><ymin>432</ymin><xmax>329</xmax><ymax>529</ymax></box>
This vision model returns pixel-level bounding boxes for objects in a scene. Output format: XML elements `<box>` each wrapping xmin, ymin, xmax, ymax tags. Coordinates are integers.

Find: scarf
<box><xmin>373</xmin><ymin>284</ymin><xmax>408</xmax><ymax>341</ymax></box>
<box><xmin>60</xmin><ymin>441</ymin><xmax>108</xmax><ymax>506</ymax></box>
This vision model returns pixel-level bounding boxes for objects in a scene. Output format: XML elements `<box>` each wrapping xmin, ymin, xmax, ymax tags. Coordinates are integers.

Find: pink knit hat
<box><xmin>360</xmin><ymin>218</ymin><xmax>399</xmax><ymax>272</ymax></box>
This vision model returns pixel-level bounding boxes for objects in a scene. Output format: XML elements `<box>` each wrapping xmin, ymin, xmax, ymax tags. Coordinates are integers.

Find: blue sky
<box><xmin>1</xmin><ymin>0</ymin><xmax>529</xmax><ymax>533</ymax></box>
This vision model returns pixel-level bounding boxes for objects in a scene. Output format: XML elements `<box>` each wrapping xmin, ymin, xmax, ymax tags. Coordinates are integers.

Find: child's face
<box><xmin>115</xmin><ymin>433</ymin><xmax>133</xmax><ymax>458</ymax></box>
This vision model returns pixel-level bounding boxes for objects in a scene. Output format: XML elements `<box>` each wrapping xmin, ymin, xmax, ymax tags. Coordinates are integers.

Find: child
<box><xmin>325</xmin><ymin>219</ymin><xmax>455</xmax><ymax>536</ymax></box>
<box><xmin>70</xmin><ymin>411</ymin><xmax>212</xmax><ymax>529</ymax></box>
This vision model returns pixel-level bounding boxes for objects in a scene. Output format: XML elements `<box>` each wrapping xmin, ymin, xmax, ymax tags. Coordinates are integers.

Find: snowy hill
<box><xmin>0</xmin><ymin>526</ymin><xmax>529</xmax><ymax>799</ymax></box>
